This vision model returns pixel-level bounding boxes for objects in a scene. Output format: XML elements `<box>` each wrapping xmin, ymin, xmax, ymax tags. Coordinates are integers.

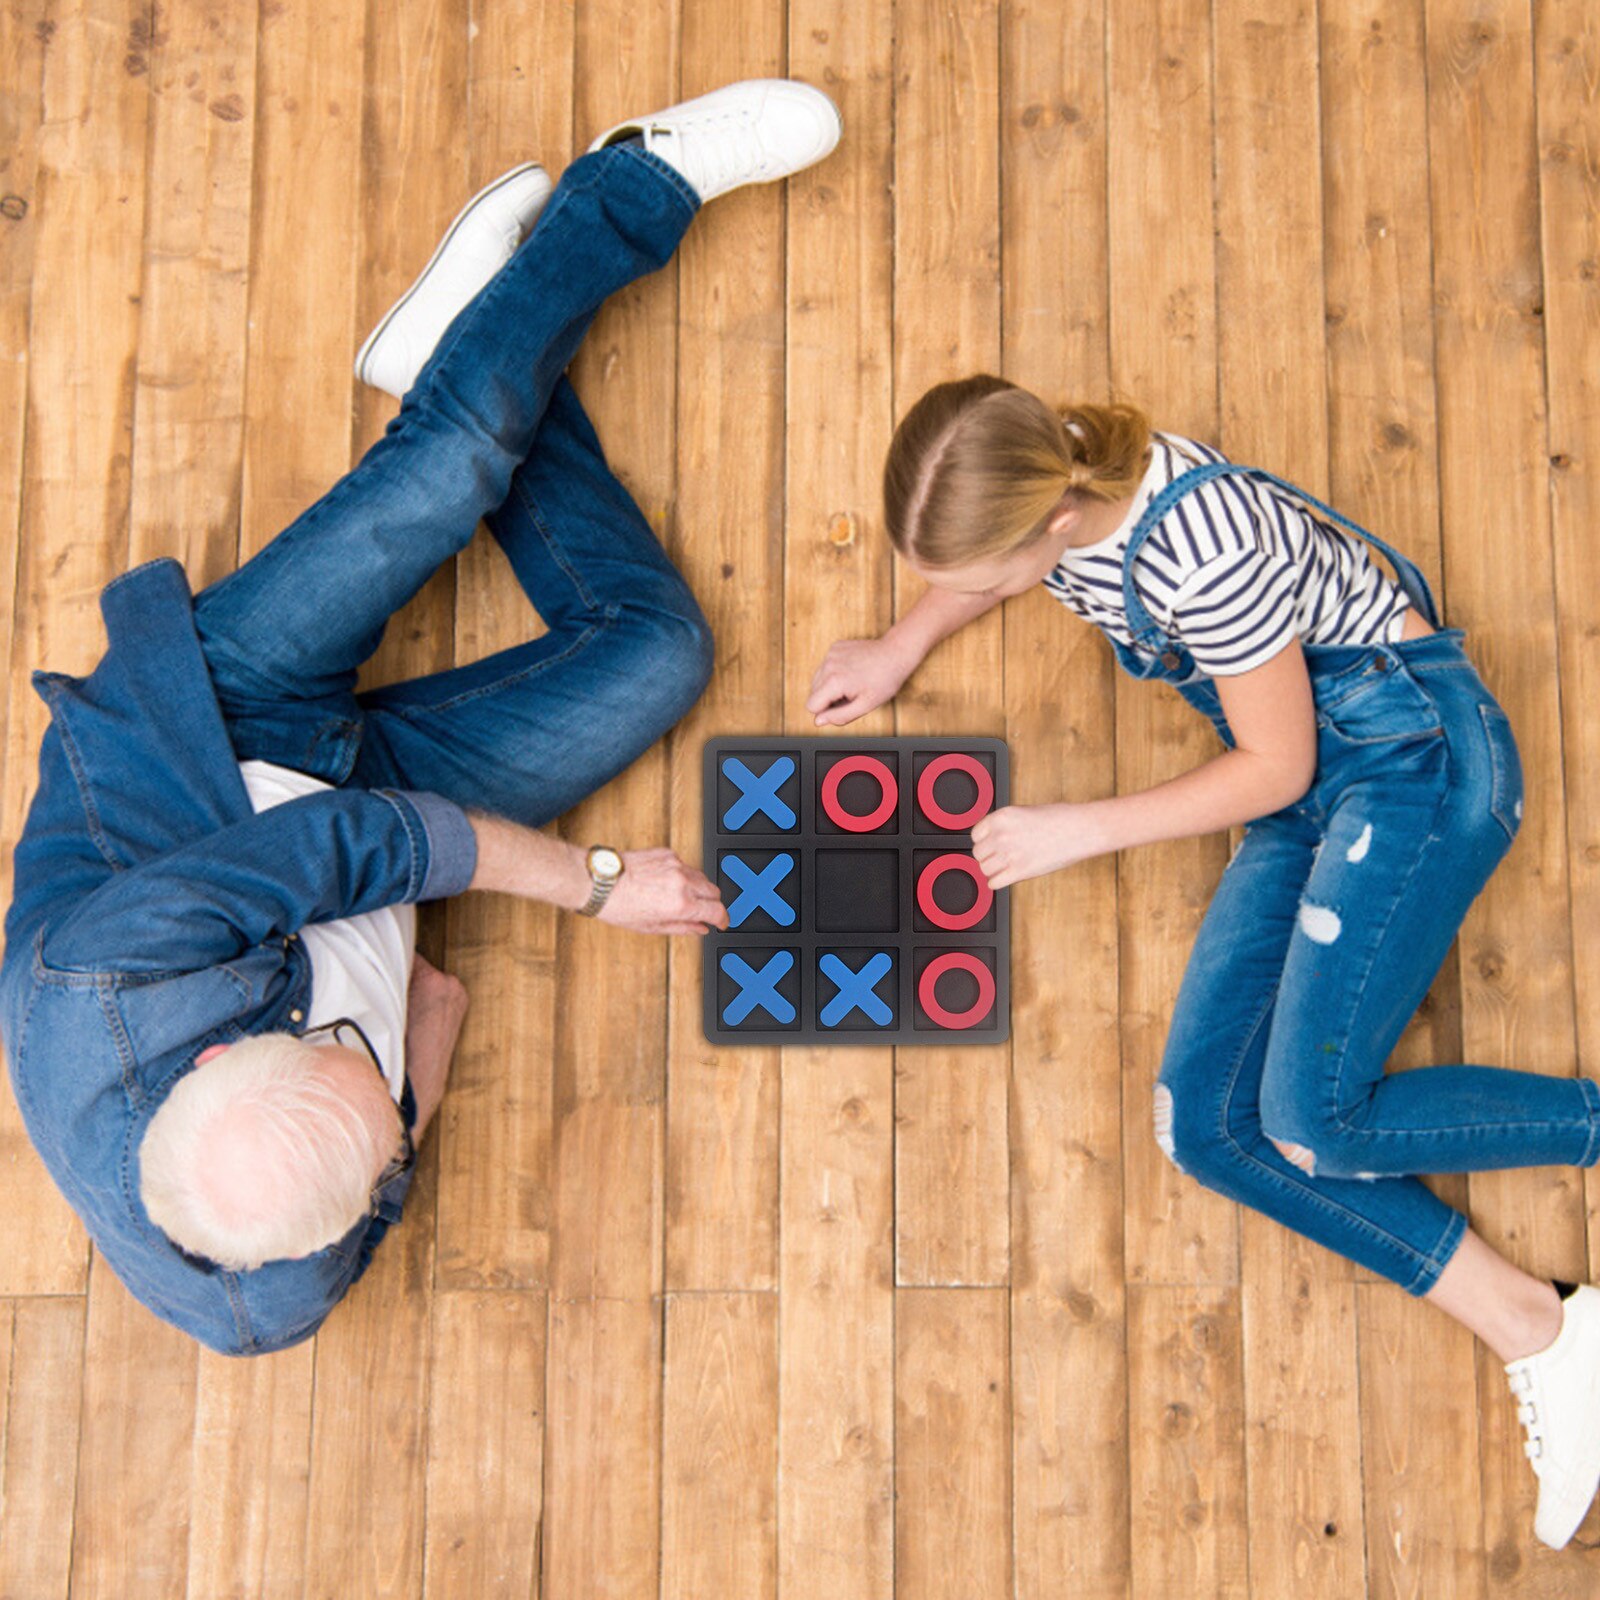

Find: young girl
<box><xmin>807</xmin><ymin>373</ymin><xmax>1600</xmax><ymax>1550</ymax></box>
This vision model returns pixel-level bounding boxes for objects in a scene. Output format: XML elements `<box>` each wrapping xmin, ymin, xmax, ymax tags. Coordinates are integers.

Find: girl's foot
<box><xmin>1505</xmin><ymin>1284</ymin><xmax>1600</xmax><ymax>1548</ymax></box>
<box><xmin>355</xmin><ymin>162</ymin><xmax>554</xmax><ymax>399</ymax></box>
<box><xmin>586</xmin><ymin>79</ymin><xmax>841</xmax><ymax>204</ymax></box>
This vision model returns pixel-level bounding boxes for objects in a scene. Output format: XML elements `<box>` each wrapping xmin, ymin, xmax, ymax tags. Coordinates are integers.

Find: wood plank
<box><xmin>69</xmin><ymin>1258</ymin><xmax>198</xmax><ymax>1600</ymax></box>
<box><xmin>661</xmin><ymin>1291</ymin><xmax>779</xmax><ymax>1600</ymax></box>
<box><xmin>1422</xmin><ymin>3</ymin><xmax>1589</xmax><ymax>1587</ymax></box>
<box><xmin>125</xmin><ymin>0</ymin><xmax>256</xmax><ymax>582</ymax></box>
<box><xmin>302</xmin><ymin>1151</ymin><xmax>438</xmax><ymax>1599</ymax></box>
<box><xmin>997</xmin><ymin>2</ymin><xmax>1131</xmax><ymax>1594</ymax></box>
<box><xmin>0</xmin><ymin>0</ymin><xmax>154</xmax><ymax>1298</ymax></box>
<box><xmin>0</xmin><ymin>1297</ymin><xmax>84</xmax><ymax>1600</ymax></box>
<box><xmin>0</xmin><ymin>0</ymin><xmax>47</xmax><ymax>799</ymax></box>
<box><xmin>1106</xmin><ymin>0</ymin><xmax>1238</xmax><ymax>1292</ymax></box>
<box><xmin>894</xmin><ymin>1287</ymin><xmax>1011</xmax><ymax>1600</ymax></box>
<box><xmin>543</xmin><ymin>1294</ymin><xmax>662</xmax><ymax>1600</ymax></box>
<box><xmin>1213</xmin><ymin>4</ymin><xmax>1368</xmax><ymax>1594</ymax></box>
<box><xmin>779</xmin><ymin>3</ymin><xmax>897</xmax><ymax>1597</ymax></box>
<box><xmin>1126</xmin><ymin>1285</ymin><xmax>1247</xmax><ymax>1600</ymax></box>
<box><xmin>1319</xmin><ymin>1</ymin><xmax>1487</xmax><ymax>1590</ymax></box>
<box><xmin>663</xmin><ymin>0</ymin><xmax>784</xmax><ymax>1297</ymax></box>
<box><xmin>890</xmin><ymin>0</ymin><xmax>1008</xmax><ymax>1292</ymax></box>
<box><xmin>186</xmin><ymin>1344</ymin><xmax>315</xmax><ymax>1600</ymax></box>
<box><xmin>1356</xmin><ymin>1285</ymin><xmax>1486</xmax><ymax>1599</ymax></box>
<box><xmin>422</xmin><ymin>1289</ymin><xmax>546</xmax><ymax>1600</ymax></box>
<box><xmin>353</xmin><ymin>0</ymin><xmax>468</xmax><ymax>695</ymax></box>
<box><xmin>1535</xmin><ymin>1</ymin><xmax>1600</xmax><ymax>1288</ymax></box>
<box><xmin>432</xmin><ymin>0</ymin><xmax>574</xmax><ymax>1296</ymax></box>
<box><xmin>238</xmin><ymin>0</ymin><xmax>366</xmax><ymax>558</ymax></box>
<box><xmin>541</xmin><ymin>6</ymin><xmax>680</xmax><ymax>1595</ymax></box>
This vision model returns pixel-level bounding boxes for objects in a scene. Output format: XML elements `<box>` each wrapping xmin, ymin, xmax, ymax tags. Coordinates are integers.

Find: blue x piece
<box><xmin>720</xmin><ymin>950</ymin><xmax>797</xmax><ymax>1026</ymax></box>
<box><xmin>819</xmin><ymin>952</ymin><xmax>894</xmax><ymax>1028</ymax></box>
<box><xmin>722</xmin><ymin>756</ymin><xmax>797</xmax><ymax>831</ymax></box>
<box><xmin>723</xmin><ymin>852</ymin><xmax>797</xmax><ymax>928</ymax></box>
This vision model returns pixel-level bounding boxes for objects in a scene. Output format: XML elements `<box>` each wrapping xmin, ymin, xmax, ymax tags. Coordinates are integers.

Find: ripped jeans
<box><xmin>1155</xmin><ymin>628</ymin><xmax>1600</xmax><ymax>1294</ymax></box>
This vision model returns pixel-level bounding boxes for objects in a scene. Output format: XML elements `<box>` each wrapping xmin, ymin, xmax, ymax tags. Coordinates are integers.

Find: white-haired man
<box><xmin>1</xmin><ymin>80</ymin><xmax>840</xmax><ymax>1352</ymax></box>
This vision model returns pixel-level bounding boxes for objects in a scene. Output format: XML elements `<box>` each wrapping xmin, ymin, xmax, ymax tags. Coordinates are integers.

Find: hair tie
<box><xmin>1066</xmin><ymin>460</ymin><xmax>1093</xmax><ymax>492</ymax></box>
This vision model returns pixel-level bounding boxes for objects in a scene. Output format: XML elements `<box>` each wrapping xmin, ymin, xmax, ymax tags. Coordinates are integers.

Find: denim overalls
<box><xmin>1108</xmin><ymin>463</ymin><xmax>1600</xmax><ymax>1295</ymax></box>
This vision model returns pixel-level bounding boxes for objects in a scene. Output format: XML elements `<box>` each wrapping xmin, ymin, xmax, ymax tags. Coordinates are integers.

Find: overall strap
<box><xmin>1120</xmin><ymin>461</ymin><xmax>1443</xmax><ymax>648</ymax></box>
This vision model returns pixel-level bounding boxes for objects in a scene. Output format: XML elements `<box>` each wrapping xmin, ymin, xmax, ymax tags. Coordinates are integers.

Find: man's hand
<box><xmin>405</xmin><ymin>953</ymin><xmax>470</xmax><ymax>1140</ymax></box>
<box><xmin>598</xmin><ymin>848</ymin><xmax>729</xmax><ymax>937</ymax></box>
<box><xmin>468</xmin><ymin>815</ymin><xmax>725</xmax><ymax>936</ymax></box>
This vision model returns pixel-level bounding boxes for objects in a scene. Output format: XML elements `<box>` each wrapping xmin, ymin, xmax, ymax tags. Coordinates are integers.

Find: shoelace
<box><xmin>640</xmin><ymin>106</ymin><xmax>773</xmax><ymax>195</ymax></box>
<box><xmin>1508</xmin><ymin>1366</ymin><xmax>1546</xmax><ymax>1464</ymax></box>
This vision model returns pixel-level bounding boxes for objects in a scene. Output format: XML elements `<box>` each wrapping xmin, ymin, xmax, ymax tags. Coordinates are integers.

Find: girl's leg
<box><xmin>1425</xmin><ymin>1228</ymin><xmax>1561</xmax><ymax>1362</ymax></box>
<box><xmin>1256</xmin><ymin>671</ymin><xmax>1600</xmax><ymax>1177</ymax></box>
<box><xmin>1158</xmin><ymin>812</ymin><xmax>1472</xmax><ymax>1296</ymax></box>
<box><xmin>344</xmin><ymin>376</ymin><xmax>712</xmax><ymax>824</ymax></box>
<box><xmin>190</xmin><ymin>143</ymin><xmax>699</xmax><ymax>780</ymax></box>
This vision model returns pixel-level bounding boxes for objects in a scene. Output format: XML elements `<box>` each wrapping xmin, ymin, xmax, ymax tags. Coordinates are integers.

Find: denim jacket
<box><xmin>0</xmin><ymin>560</ymin><xmax>477</xmax><ymax>1355</ymax></box>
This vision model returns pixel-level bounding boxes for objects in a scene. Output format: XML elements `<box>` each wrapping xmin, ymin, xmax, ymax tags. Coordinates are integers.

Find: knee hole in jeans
<box><xmin>1153</xmin><ymin>1084</ymin><xmax>1185</xmax><ymax>1175</ymax></box>
<box><xmin>1269</xmin><ymin>1135</ymin><xmax>1318</xmax><ymax>1175</ymax></box>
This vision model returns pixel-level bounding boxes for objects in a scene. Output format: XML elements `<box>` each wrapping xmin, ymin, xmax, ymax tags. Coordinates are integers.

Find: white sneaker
<box><xmin>1504</xmin><ymin>1285</ymin><xmax>1600</xmax><ymax>1548</ymax></box>
<box><xmin>354</xmin><ymin>162</ymin><xmax>555</xmax><ymax>399</ymax></box>
<box><xmin>586</xmin><ymin>78</ymin><xmax>841</xmax><ymax>204</ymax></box>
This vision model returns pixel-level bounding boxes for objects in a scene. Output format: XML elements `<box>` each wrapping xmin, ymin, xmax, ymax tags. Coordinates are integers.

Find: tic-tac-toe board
<box><xmin>703</xmin><ymin>736</ymin><xmax>1010</xmax><ymax>1046</ymax></box>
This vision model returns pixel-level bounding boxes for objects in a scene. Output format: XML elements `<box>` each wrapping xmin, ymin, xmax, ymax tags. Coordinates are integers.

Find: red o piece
<box><xmin>917</xmin><ymin>753</ymin><xmax>995</xmax><ymax>831</ymax></box>
<box><xmin>820</xmin><ymin>755</ymin><xmax>899</xmax><ymax>833</ymax></box>
<box><xmin>916</xmin><ymin>853</ymin><xmax>994</xmax><ymax>931</ymax></box>
<box><xmin>919</xmin><ymin>951</ymin><xmax>997</xmax><ymax>1031</ymax></box>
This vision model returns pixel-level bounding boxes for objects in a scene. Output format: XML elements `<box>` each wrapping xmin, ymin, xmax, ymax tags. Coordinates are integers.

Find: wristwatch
<box><xmin>577</xmin><ymin>845</ymin><xmax>625</xmax><ymax>917</ymax></box>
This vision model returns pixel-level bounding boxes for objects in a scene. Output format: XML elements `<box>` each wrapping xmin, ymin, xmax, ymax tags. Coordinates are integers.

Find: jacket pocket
<box><xmin>1478</xmin><ymin>700</ymin><xmax>1524</xmax><ymax>844</ymax></box>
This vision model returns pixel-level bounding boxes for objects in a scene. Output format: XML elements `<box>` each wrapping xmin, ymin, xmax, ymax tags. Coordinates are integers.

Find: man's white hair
<box><xmin>140</xmin><ymin>1032</ymin><xmax>384</xmax><ymax>1271</ymax></box>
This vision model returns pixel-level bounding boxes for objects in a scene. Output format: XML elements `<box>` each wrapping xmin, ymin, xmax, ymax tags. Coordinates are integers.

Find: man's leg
<box><xmin>346</xmin><ymin>375</ymin><xmax>712</xmax><ymax>825</ymax></box>
<box><xmin>191</xmin><ymin>143</ymin><xmax>700</xmax><ymax>780</ymax></box>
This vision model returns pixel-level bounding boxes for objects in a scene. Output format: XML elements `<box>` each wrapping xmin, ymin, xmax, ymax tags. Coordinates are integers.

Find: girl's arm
<box><xmin>973</xmin><ymin>641</ymin><xmax>1319</xmax><ymax>887</ymax></box>
<box><xmin>808</xmin><ymin>585</ymin><xmax>1002</xmax><ymax>726</ymax></box>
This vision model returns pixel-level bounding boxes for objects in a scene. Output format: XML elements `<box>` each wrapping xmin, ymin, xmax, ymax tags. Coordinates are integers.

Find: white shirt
<box><xmin>239</xmin><ymin>760</ymin><xmax>414</xmax><ymax>1101</ymax></box>
<box><xmin>1043</xmin><ymin>433</ymin><xmax>1413</xmax><ymax>675</ymax></box>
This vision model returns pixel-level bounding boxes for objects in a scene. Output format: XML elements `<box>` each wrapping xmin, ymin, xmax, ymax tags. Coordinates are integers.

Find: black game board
<box><xmin>702</xmin><ymin>735</ymin><xmax>1011</xmax><ymax>1046</ymax></box>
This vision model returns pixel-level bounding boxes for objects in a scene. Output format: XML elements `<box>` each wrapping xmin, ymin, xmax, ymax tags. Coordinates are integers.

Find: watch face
<box><xmin>590</xmin><ymin>847</ymin><xmax>624</xmax><ymax>882</ymax></box>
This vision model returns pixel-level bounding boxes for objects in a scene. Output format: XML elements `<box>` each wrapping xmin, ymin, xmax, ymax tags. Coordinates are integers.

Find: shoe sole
<box><xmin>354</xmin><ymin>162</ymin><xmax>551</xmax><ymax>385</ymax></box>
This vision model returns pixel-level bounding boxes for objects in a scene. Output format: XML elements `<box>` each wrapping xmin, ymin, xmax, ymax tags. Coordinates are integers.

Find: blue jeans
<box><xmin>191</xmin><ymin>142</ymin><xmax>712</xmax><ymax>826</ymax></box>
<box><xmin>1157</xmin><ymin>629</ymin><xmax>1600</xmax><ymax>1294</ymax></box>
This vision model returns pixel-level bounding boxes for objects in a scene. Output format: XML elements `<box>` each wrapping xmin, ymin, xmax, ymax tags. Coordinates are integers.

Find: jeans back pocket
<box><xmin>1477</xmin><ymin>700</ymin><xmax>1524</xmax><ymax>844</ymax></box>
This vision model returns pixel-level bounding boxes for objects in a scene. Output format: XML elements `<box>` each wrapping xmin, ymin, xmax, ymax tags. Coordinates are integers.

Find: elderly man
<box><xmin>1</xmin><ymin>79</ymin><xmax>840</xmax><ymax>1353</ymax></box>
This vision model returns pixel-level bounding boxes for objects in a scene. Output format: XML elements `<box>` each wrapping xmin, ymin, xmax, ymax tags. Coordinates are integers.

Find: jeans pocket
<box><xmin>1315</xmin><ymin>656</ymin><xmax>1443</xmax><ymax>746</ymax></box>
<box><xmin>1477</xmin><ymin>700</ymin><xmax>1524</xmax><ymax>844</ymax></box>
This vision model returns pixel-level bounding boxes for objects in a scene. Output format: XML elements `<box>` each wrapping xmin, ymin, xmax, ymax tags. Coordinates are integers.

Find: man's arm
<box><xmin>40</xmin><ymin>791</ymin><xmax>725</xmax><ymax>978</ymax></box>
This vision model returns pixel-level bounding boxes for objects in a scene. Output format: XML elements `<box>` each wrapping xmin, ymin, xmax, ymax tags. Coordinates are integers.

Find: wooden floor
<box><xmin>1</xmin><ymin>0</ymin><xmax>1598</xmax><ymax>1594</ymax></box>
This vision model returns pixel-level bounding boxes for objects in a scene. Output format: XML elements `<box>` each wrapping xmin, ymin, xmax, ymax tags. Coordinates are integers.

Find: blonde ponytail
<box><xmin>883</xmin><ymin>376</ymin><xmax>1151</xmax><ymax>570</ymax></box>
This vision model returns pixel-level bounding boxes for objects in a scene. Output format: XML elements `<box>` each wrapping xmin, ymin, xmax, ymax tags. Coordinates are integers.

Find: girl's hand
<box><xmin>971</xmin><ymin>802</ymin><xmax>1110</xmax><ymax>889</ymax></box>
<box><xmin>806</xmin><ymin>636</ymin><xmax>919</xmax><ymax>727</ymax></box>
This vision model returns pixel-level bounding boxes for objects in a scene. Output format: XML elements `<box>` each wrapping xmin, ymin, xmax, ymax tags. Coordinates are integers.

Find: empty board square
<box><xmin>913</xmin><ymin>749</ymin><xmax>997</xmax><ymax>834</ymax></box>
<box><xmin>716</xmin><ymin>947</ymin><xmax>801</xmax><ymax>1031</ymax></box>
<box><xmin>913</xmin><ymin>849</ymin><xmax>997</xmax><ymax>934</ymax></box>
<box><xmin>816</xmin><ymin>750</ymin><xmax>902</xmax><ymax>836</ymax></box>
<box><xmin>913</xmin><ymin>946</ymin><xmax>999</xmax><ymax>1033</ymax></box>
<box><xmin>718</xmin><ymin>849</ymin><xmax>800</xmax><ymax>932</ymax></box>
<box><xmin>817</xmin><ymin>948</ymin><xmax>897</xmax><ymax>1031</ymax></box>
<box><xmin>814</xmin><ymin>849</ymin><xmax>898</xmax><ymax>935</ymax></box>
<box><xmin>718</xmin><ymin>752</ymin><xmax>800</xmax><ymax>834</ymax></box>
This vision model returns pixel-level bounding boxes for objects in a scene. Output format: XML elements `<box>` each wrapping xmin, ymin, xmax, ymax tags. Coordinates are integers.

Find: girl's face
<box><xmin>910</xmin><ymin>512</ymin><xmax>1075</xmax><ymax>601</ymax></box>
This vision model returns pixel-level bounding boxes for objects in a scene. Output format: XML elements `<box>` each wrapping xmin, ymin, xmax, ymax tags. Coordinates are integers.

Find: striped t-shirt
<box><xmin>1041</xmin><ymin>434</ymin><xmax>1413</xmax><ymax>676</ymax></box>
